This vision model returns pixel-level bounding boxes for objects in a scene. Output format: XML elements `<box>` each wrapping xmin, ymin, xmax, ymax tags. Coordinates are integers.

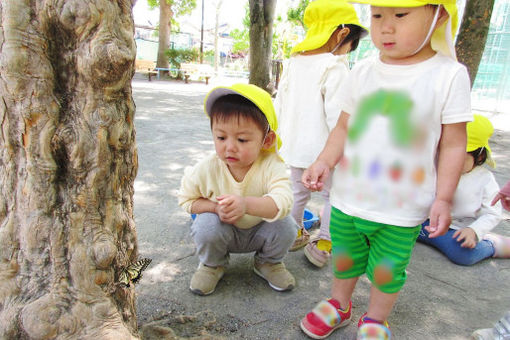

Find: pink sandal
<box><xmin>300</xmin><ymin>299</ymin><xmax>351</xmax><ymax>339</ymax></box>
<box><xmin>357</xmin><ymin>313</ymin><xmax>391</xmax><ymax>340</ymax></box>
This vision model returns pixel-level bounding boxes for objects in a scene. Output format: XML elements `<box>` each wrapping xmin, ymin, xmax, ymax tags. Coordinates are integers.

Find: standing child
<box><xmin>274</xmin><ymin>0</ymin><xmax>368</xmax><ymax>267</ymax></box>
<box><xmin>299</xmin><ymin>1</ymin><xmax>472</xmax><ymax>339</ymax></box>
<box><xmin>178</xmin><ymin>83</ymin><xmax>299</xmax><ymax>296</ymax></box>
<box><xmin>418</xmin><ymin>114</ymin><xmax>510</xmax><ymax>265</ymax></box>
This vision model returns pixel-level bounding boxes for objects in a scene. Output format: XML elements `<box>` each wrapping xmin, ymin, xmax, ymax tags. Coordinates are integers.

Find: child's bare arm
<box><xmin>427</xmin><ymin>122</ymin><xmax>467</xmax><ymax>238</ymax></box>
<box><xmin>216</xmin><ymin>195</ymin><xmax>278</xmax><ymax>224</ymax></box>
<box><xmin>303</xmin><ymin>111</ymin><xmax>349</xmax><ymax>191</ymax></box>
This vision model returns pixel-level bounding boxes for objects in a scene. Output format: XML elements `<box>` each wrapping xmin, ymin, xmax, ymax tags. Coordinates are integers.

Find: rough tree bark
<box><xmin>455</xmin><ymin>0</ymin><xmax>495</xmax><ymax>87</ymax></box>
<box><xmin>0</xmin><ymin>1</ymin><xmax>140</xmax><ymax>339</ymax></box>
<box><xmin>248</xmin><ymin>0</ymin><xmax>276</xmax><ymax>91</ymax></box>
<box><xmin>157</xmin><ymin>0</ymin><xmax>172</xmax><ymax>69</ymax></box>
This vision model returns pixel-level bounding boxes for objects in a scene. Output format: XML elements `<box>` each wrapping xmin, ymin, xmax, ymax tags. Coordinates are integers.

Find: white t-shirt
<box><xmin>450</xmin><ymin>166</ymin><xmax>502</xmax><ymax>241</ymax></box>
<box><xmin>274</xmin><ymin>54</ymin><xmax>349</xmax><ymax>168</ymax></box>
<box><xmin>331</xmin><ymin>54</ymin><xmax>472</xmax><ymax>227</ymax></box>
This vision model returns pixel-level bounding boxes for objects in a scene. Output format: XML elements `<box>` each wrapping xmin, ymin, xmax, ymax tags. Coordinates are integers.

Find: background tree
<box><xmin>148</xmin><ymin>0</ymin><xmax>197</xmax><ymax>69</ymax></box>
<box><xmin>455</xmin><ymin>0</ymin><xmax>496</xmax><ymax>87</ymax></box>
<box><xmin>0</xmin><ymin>0</ymin><xmax>141</xmax><ymax>338</ymax></box>
<box><xmin>248</xmin><ymin>0</ymin><xmax>277</xmax><ymax>91</ymax></box>
<box><xmin>286</xmin><ymin>0</ymin><xmax>309</xmax><ymax>29</ymax></box>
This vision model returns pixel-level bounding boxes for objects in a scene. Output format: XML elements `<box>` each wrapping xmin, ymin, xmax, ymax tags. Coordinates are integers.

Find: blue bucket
<box><xmin>303</xmin><ymin>209</ymin><xmax>319</xmax><ymax>230</ymax></box>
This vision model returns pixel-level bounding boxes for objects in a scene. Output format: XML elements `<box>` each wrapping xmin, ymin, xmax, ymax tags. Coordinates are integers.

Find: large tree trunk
<box><xmin>0</xmin><ymin>1</ymin><xmax>139</xmax><ymax>339</ymax></box>
<box><xmin>157</xmin><ymin>0</ymin><xmax>172</xmax><ymax>69</ymax></box>
<box><xmin>248</xmin><ymin>0</ymin><xmax>276</xmax><ymax>91</ymax></box>
<box><xmin>455</xmin><ymin>0</ymin><xmax>495</xmax><ymax>86</ymax></box>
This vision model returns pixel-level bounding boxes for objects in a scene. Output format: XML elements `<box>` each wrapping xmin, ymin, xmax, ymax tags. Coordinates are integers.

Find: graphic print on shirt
<box><xmin>339</xmin><ymin>89</ymin><xmax>428</xmax><ymax>209</ymax></box>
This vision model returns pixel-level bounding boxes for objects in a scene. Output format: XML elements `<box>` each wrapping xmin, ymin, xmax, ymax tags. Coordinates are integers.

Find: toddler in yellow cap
<box><xmin>178</xmin><ymin>83</ymin><xmax>299</xmax><ymax>296</ymax></box>
<box><xmin>274</xmin><ymin>0</ymin><xmax>367</xmax><ymax>267</ymax></box>
<box><xmin>300</xmin><ymin>0</ymin><xmax>473</xmax><ymax>339</ymax></box>
<box><xmin>418</xmin><ymin>114</ymin><xmax>509</xmax><ymax>265</ymax></box>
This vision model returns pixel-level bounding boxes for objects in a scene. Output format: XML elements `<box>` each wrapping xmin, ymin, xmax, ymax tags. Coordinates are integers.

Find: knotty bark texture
<box><xmin>248</xmin><ymin>0</ymin><xmax>276</xmax><ymax>91</ymax></box>
<box><xmin>0</xmin><ymin>1</ymin><xmax>139</xmax><ymax>339</ymax></box>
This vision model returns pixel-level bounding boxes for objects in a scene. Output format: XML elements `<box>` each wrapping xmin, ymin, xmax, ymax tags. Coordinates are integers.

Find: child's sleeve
<box><xmin>441</xmin><ymin>66</ymin><xmax>472</xmax><ymax>124</ymax></box>
<box><xmin>321</xmin><ymin>60</ymin><xmax>350</xmax><ymax>131</ymax></box>
<box><xmin>262</xmin><ymin>161</ymin><xmax>293</xmax><ymax>222</ymax></box>
<box><xmin>177</xmin><ymin>165</ymin><xmax>203</xmax><ymax>214</ymax></box>
<box><xmin>468</xmin><ymin>173</ymin><xmax>503</xmax><ymax>241</ymax></box>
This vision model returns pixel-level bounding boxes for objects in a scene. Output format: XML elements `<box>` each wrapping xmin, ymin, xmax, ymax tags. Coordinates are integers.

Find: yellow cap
<box><xmin>204</xmin><ymin>83</ymin><xmax>282</xmax><ymax>152</ymax></box>
<box><xmin>290</xmin><ymin>0</ymin><xmax>368</xmax><ymax>54</ymax></box>
<box><xmin>350</xmin><ymin>0</ymin><xmax>458</xmax><ymax>59</ymax></box>
<box><xmin>467</xmin><ymin>114</ymin><xmax>495</xmax><ymax>168</ymax></box>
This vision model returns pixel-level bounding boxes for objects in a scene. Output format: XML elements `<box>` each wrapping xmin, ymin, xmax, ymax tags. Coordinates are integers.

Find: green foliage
<box><xmin>230</xmin><ymin>28</ymin><xmax>249</xmax><ymax>53</ymax></box>
<box><xmin>287</xmin><ymin>0</ymin><xmax>310</xmax><ymax>29</ymax></box>
<box><xmin>230</xmin><ymin>3</ymin><xmax>250</xmax><ymax>54</ymax></box>
<box><xmin>147</xmin><ymin>0</ymin><xmax>197</xmax><ymax>16</ymax></box>
<box><xmin>165</xmin><ymin>47</ymin><xmax>199</xmax><ymax>70</ymax></box>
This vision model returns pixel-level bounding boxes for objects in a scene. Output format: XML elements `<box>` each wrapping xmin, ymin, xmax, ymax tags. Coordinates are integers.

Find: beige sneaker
<box><xmin>254</xmin><ymin>261</ymin><xmax>295</xmax><ymax>292</ymax></box>
<box><xmin>289</xmin><ymin>227</ymin><xmax>310</xmax><ymax>252</ymax></box>
<box><xmin>304</xmin><ymin>240</ymin><xmax>331</xmax><ymax>268</ymax></box>
<box><xmin>190</xmin><ymin>263</ymin><xmax>225</xmax><ymax>296</ymax></box>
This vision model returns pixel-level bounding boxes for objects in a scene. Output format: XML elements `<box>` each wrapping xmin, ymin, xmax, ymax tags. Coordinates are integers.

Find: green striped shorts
<box><xmin>330</xmin><ymin>207</ymin><xmax>421</xmax><ymax>294</ymax></box>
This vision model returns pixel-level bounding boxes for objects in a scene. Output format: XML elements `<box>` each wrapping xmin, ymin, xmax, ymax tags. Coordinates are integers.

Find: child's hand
<box><xmin>491</xmin><ymin>192</ymin><xmax>510</xmax><ymax>211</ymax></box>
<box><xmin>452</xmin><ymin>228</ymin><xmax>477</xmax><ymax>248</ymax></box>
<box><xmin>302</xmin><ymin>160</ymin><xmax>330</xmax><ymax>192</ymax></box>
<box><xmin>216</xmin><ymin>194</ymin><xmax>246</xmax><ymax>224</ymax></box>
<box><xmin>426</xmin><ymin>199</ymin><xmax>451</xmax><ymax>238</ymax></box>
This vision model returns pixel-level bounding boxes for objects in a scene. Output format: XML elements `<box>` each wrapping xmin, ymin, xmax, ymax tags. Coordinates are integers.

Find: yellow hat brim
<box><xmin>291</xmin><ymin>0</ymin><xmax>368</xmax><ymax>54</ymax></box>
<box><xmin>204</xmin><ymin>84</ymin><xmax>282</xmax><ymax>151</ymax></box>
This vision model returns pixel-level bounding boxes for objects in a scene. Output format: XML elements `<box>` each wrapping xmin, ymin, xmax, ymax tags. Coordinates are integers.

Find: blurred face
<box><xmin>370</xmin><ymin>6</ymin><xmax>439</xmax><ymax>65</ymax></box>
<box><xmin>212</xmin><ymin>116</ymin><xmax>267</xmax><ymax>180</ymax></box>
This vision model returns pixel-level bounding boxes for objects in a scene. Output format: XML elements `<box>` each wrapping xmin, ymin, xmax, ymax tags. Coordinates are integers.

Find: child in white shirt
<box><xmin>418</xmin><ymin>114</ymin><xmax>509</xmax><ymax>265</ymax></box>
<box><xmin>299</xmin><ymin>1</ymin><xmax>472</xmax><ymax>339</ymax></box>
<box><xmin>274</xmin><ymin>0</ymin><xmax>368</xmax><ymax>267</ymax></box>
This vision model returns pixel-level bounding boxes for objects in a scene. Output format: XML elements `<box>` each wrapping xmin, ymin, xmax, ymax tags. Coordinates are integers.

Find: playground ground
<box><xmin>131</xmin><ymin>75</ymin><xmax>510</xmax><ymax>340</ymax></box>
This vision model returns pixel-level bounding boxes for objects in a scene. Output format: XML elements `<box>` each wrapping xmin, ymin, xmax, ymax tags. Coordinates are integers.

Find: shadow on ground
<box><xmin>131</xmin><ymin>77</ymin><xmax>510</xmax><ymax>340</ymax></box>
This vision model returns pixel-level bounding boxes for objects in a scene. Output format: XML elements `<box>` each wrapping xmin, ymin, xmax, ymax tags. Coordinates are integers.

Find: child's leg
<box><xmin>289</xmin><ymin>167</ymin><xmax>311</xmax><ymax>226</ymax></box>
<box><xmin>367</xmin><ymin>287</ymin><xmax>399</xmax><ymax>323</ymax></box>
<box><xmin>363</xmin><ymin>222</ymin><xmax>421</xmax><ymax>323</ymax></box>
<box><xmin>248</xmin><ymin>216</ymin><xmax>298</xmax><ymax>263</ymax></box>
<box><xmin>190</xmin><ymin>212</ymin><xmax>233</xmax><ymax>266</ymax></box>
<box><xmin>483</xmin><ymin>233</ymin><xmax>510</xmax><ymax>258</ymax></box>
<box><xmin>419</xmin><ymin>225</ymin><xmax>495</xmax><ymax>265</ymax></box>
<box><xmin>317</xmin><ymin>175</ymin><xmax>332</xmax><ymax>241</ymax></box>
<box><xmin>248</xmin><ymin>216</ymin><xmax>298</xmax><ymax>291</ymax></box>
<box><xmin>332</xmin><ymin>276</ymin><xmax>359</xmax><ymax>310</ymax></box>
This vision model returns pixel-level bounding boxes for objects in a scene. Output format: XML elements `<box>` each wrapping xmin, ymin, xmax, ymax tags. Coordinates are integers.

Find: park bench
<box><xmin>135</xmin><ymin>59</ymin><xmax>158</xmax><ymax>81</ymax></box>
<box><xmin>180</xmin><ymin>63</ymin><xmax>214</xmax><ymax>85</ymax></box>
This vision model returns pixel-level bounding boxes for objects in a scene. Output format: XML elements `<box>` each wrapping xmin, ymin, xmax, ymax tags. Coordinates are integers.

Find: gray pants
<box><xmin>190</xmin><ymin>213</ymin><xmax>298</xmax><ymax>267</ymax></box>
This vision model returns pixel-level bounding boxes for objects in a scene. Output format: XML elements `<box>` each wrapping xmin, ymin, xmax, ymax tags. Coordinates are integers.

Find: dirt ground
<box><xmin>131</xmin><ymin>76</ymin><xmax>510</xmax><ymax>340</ymax></box>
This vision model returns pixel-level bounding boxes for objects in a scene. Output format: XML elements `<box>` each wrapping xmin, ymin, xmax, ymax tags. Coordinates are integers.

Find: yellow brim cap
<box><xmin>204</xmin><ymin>83</ymin><xmax>282</xmax><ymax>151</ymax></box>
<box><xmin>291</xmin><ymin>0</ymin><xmax>368</xmax><ymax>54</ymax></box>
<box><xmin>466</xmin><ymin>114</ymin><xmax>495</xmax><ymax>168</ymax></box>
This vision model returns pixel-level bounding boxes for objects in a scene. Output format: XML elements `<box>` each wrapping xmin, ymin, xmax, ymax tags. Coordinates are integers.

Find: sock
<box><xmin>484</xmin><ymin>233</ymin><xmax>510</xmax><ymax>258</ymax></box>
<box><xmin>317</xmin><ymin>239</ymin><xmax>332</xmax><ymax>253</ymax></box>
